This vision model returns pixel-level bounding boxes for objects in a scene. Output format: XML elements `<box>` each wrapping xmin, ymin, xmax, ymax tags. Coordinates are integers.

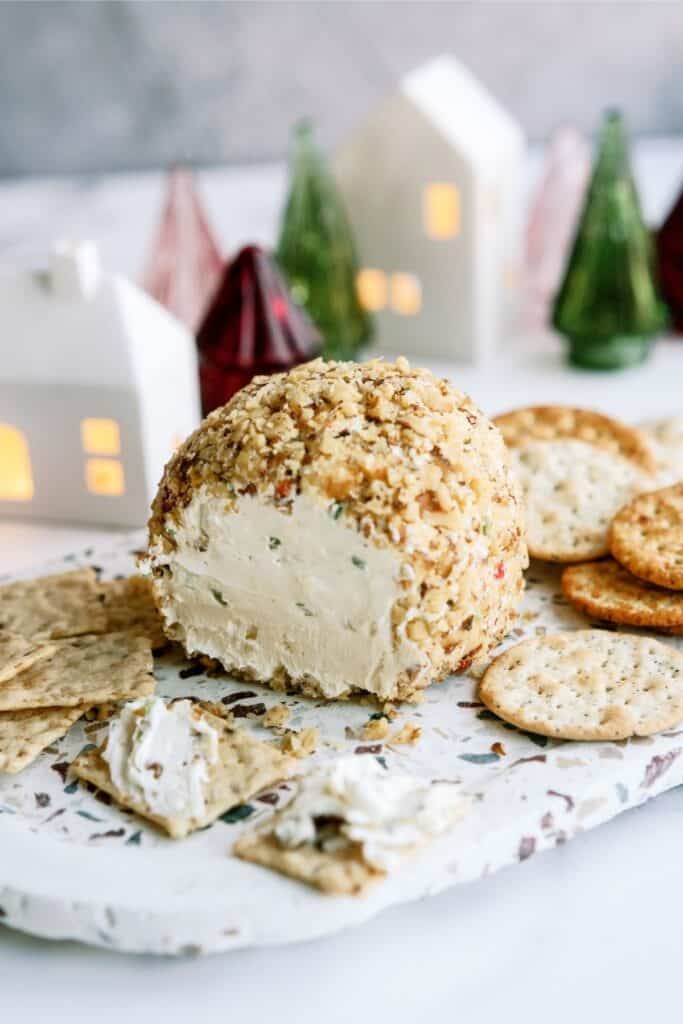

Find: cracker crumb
<box><xmin>390</xmin><ymin>722</ymin><xmax>422</xmax><ymax>745</ymax></box>
<box><xmin>280</xmin><ymin>727</ymin><xmax>319</xmax><ymax>758</ymax></box>
<box><xmin>263</xmin><ymin>704</ymin><xmax>290</xmax><ymax>729</ymax></box>
<box><xmin>361</xmin><ymin>716</ymin><xmax>390</xmax><ymax>741</ymax></box>
<box><xmin>83</xmin><ymin>702</ymin><xmax>117</xmax><ymax>722</ymax></box>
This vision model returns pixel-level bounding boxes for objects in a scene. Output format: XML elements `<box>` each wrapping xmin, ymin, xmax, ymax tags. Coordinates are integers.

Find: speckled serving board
<box><xmin>2</xmin><ymin>531</ymin><xmax>683</xmax><ymax>956</ymax></box>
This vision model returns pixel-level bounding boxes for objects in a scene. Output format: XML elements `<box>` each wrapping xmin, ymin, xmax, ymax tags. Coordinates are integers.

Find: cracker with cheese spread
<box><xmin>71</xmin><ymin>698</ymin><xmax>295</xmax><ymax>839</ymax></box>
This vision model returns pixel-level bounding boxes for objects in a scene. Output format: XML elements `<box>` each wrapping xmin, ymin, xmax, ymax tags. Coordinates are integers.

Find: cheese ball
<box><xmin>146</xmin><ymin>359</ymin><xmax>527</xmax><ymax>702</ymax></box>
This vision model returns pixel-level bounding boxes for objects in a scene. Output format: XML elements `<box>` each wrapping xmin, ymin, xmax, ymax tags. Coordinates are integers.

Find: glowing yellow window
<box><xmin>81</xmin><ymin>418</ymin><xmax>121</xmax><ymax>456</ymax></box>
<box><xmin>356</xmin><ymin>268</ymin><xmax>388</xmax><ymax>312</ymax></box>
<box><xmin>391</xmin><ymin>273</ymin><xmax>422</xmax><ymax>316</ymax></box>
<box><xmin>423</xmin><ymin>183</ymin><xmax>460</xmax><ymax>239</ymax></box>
<box><xmin>0</xmin><ymin>424</ymin><xmax>34</xmax><ymax>501</ymax></box>
<box><xmin>86</xmin><ymin>459</ymin><xmax>125</xmax><ymax>497</ymax></box>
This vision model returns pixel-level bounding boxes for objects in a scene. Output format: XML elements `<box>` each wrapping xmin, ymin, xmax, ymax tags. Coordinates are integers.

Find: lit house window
<box><xmin>81</xmin><ymin>418</ymin><xmax>121</xmax><ymax>456</ymax></box>
<box><xmin>423</xmin><ymin>183</ymin><xmax>460</xmax><ymax>239</ymax></box>
<box><xmin>0</xmin><ymin>424</ymin><xmax>34</xmax><ymax>501</ymax></box>
<box><xmin>391</xmin><ymin>273</ymin><xmax>422</xmax><ymax>316</ymax></box>
<box><xmin>86</xmin><ymin>458</ymin><xmax>125</xmax><ymax>497</ymax></box>
<box><xmin>356</xmin><ymin>268</ymin><xmax>388</xmax><ymax>311</ymax></box>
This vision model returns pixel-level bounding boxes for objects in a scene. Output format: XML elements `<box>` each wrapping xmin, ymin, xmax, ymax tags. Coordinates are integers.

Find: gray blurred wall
<box><xmin>2</xmin><ymin>0</ymin><xmax>683</xmax><ymax>177</ymax></box>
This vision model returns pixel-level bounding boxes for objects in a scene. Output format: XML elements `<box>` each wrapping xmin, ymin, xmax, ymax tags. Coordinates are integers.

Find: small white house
<box><xmin>0</xmin><ymin>241</ymin><xmax>201</xmax><ymax>527</ymax></box>
<box><xmin>334</xmin><ymin>55</ymin><xmax>525</xmax><ymax>363</ymax></box>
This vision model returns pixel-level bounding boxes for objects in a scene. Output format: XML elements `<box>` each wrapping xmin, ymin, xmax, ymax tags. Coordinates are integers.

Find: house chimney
<box><xmin>50</xmin><ymin>240</ymin><xmax>101</xmax><ymax>300</ymax></box>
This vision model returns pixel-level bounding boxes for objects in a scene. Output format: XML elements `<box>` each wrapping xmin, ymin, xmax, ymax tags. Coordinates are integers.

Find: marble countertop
<box><xmin>1</xmin><ymin>142</ymin><xmax>683</xmax><ymax>1022</ymax></box>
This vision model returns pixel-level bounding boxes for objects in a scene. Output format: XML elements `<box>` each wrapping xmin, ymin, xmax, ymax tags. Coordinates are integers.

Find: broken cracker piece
<box><xmin>0</xmin><ymin>632</ymin><xmax>155</xmax><ymax>711</ymax></box>
<box><xmin>234</xmin><ymin>756</ymin><xmax>469</xmax><ymax>894</ymax></box>
<box><xmin>71</xmin><ymin>706</ymin><xmax>295</xmax><ymax>839</ymax></box>
<box><xmin>0</xmin><ymin>568</ymin><xmax>107</xmax><ymax>640</ymax></box>
<box><xmin>0</xmin><ymin>704</ymin><xmax>91</xmax><ymax>774</ymax></box>
<box><xmin>235</xmin><ymin>828</ymin><xmax>380</xmax><ymax>896</ymax></box>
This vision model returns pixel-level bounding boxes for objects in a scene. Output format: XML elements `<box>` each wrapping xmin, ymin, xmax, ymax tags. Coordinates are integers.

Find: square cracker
<box><xmin>98</xmin><ymin>575</ymin><xmax>168</xmax><ymax>649</ymax></box>
<box><xmin>70</xmin><ymin>708</ymin><xmax>295</xmax><ymax>839</ymax></box>
<box><xmin>0</xmin><ymin>632</ymin><xmax>57</xmax><ymax>684</ymax></box>
<box><xmin>0</xmin><ymin>632</ymin><xmax>155</xmax><ymax>711</ymax></box>
<box><xmin>0</xmin><ymin>704</ymin><xmax>91</xmax><ymax>774</ymax></box>
<box><xmin>0</xmin><ymin>568</ymin><xmax>107</xmax><ymax>640</ymax></box>
<box><xmin>234</xmin><ymin>828</ymin><xmax>381</xmax><ymax>896</ymax></box>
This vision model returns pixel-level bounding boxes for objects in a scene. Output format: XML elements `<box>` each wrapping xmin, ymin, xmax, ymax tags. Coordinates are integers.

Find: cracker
<box><xmin>0</xmin><ymin>568</ymin><xmax>107</xmax><ymax>640</ymax></box>
<box><xmin>71</xmin><ymin>708</ymin><xmax>295</xmax><ymax>839</ymax></box>
<box><xmin>98</xmin><ymin>575</ymin><xmax>168</xmax><ymax>649</ymax></box>
<box><xmin>0</xmin><ymin>632</ymin><xmax>155</xmax><ymax>711</ymax></box>
<box><xmin>0</xmin><ymin>704</ymin><xmax>90</xmax><ymax>774</ymax></box>
<box><xmin>562</xmin><ymin>558</ymin><xmax>683</xmax><ymax>631</ymax></box>
<box><xmin>234</xmin><ymin>828</ymin><xmax>380</xmax><ymax>895</ymax></box>
<box><xmin>0</xmin><ymin>632</ymin><xmax>57</xmax><ymax>684</ymax></box>
<box><xmin>479</xmin><ymin>630</ymin><xmax>683</xmax><ymax>741</ymax></box>
<box><xmin>494</xmin><ymin>405</ymin><xmax>656</xmax><ymax>472</ymax></box>
<box><xmin>510</xmin><ymin>440</ymin><xmax>650</xmax><ymax>562</ymax></box>
<box><xmin>639</xmin><ymin>417</ymin><xmax>683</xmax><ymax>485</ymax></box>
<box><xmin>609</xmin><ymin>483</ymin><xmax>683</xmax><ymax>590</ymax></box>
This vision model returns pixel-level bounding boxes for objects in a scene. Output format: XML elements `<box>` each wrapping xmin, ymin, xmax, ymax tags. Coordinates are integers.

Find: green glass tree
<box><xmin>276</xmin><ymin>120</ymin><xmax>372</xmax><ymax>360</ymax></box>
<box><xmin>552</xmin><ymin>110</ymin><xmax>666</xmax><ymax>369</ymax></box>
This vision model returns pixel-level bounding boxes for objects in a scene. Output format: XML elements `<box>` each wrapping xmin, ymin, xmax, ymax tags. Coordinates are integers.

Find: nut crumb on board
<box><xmin>263</xmin><ymin>704</ymin><xmax>290</xmax><ymax>729</ymax></box>
<box><xmin>390</xmin><ymin>723</ymin><xmax>422</xmax><ymax>745</ymax></box>
<box><xmin>361</xmin><ymin>716</ymin><xmax>390</xmax><ymax>741</ymax></box>
<box><xmin>280</xmin><ymin>727</ymin><xmax>319</xmax><ymax>758</ymax></box>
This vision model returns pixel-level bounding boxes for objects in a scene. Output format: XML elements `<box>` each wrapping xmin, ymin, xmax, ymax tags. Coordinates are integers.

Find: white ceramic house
<box><xmin>0</xmin><ymin>241</ymin><xmax>201</xmax><ymax>527</ymax></box>
<box><xmin>334</xmin><ymin>55</ymin><xmax>525</xmax><ymax>363</ymax></box>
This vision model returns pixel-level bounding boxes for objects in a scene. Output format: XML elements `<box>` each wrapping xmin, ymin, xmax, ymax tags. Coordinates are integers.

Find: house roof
<box><xmin>401</xmin><ymin>55</ymin><xmax>524</xmax><ymax>171</ymax></box>
<box><xmin>0</xmin><ymin>244</ymin><xmax>193</xmax><ymax>389</ymax></box>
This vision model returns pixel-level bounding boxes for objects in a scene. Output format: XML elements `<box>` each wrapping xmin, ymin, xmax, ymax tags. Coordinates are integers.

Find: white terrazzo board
<box><xmin>1</xmin><ymin>531</ymin><xmax>683</xmax><ymax>956</ymax></box>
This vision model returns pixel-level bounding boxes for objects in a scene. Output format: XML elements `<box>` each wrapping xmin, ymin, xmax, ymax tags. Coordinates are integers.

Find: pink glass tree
<box><xmin>196</xmin><ymin>245</ymin><xmax>321</xmax><ymax>415</ymax></box>
<box><xmin>142</xmin><ymin>166</ymin><xmax>224</xmax><ymax>331</ymax></box>
<box><xmin>524</xmin><ymin>126</ymin><xmax>591</xmax><ymax>328</ymax></box>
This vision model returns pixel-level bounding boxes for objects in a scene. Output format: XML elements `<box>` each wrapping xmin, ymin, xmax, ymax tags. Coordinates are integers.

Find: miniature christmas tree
<box><xmin>524</xmin><ymin>126</ymin><xmax>590</xmax><ymax>328</ymax></box>
<box><xmin>657</xmin><ymin>189</ymin><xmax>683</xmax><ymax>332</ymax></box>
<box><xmin>276</xmin><ymin>120</ymin><xmax>372</xmax><ymax>360</ymax></box>
<box><xmin>552</xmin><ymin>110</ymin><xmax>666</xmax><ymax>369</ymax></box>
<box><xmin>142</xmin><ymin>166</ymin><xmax>223</xmax><ymax>331</ymax></box>
<box><xmin>196</xmin><ymin>245</ymin><xmax>321</xmax><ymax>414</ymax></box>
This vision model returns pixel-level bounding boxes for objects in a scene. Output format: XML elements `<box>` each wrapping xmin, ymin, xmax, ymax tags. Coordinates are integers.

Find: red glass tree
<box><xmin>196</xmin><ymin>245</ymin><xmax>322</xmax><ymax>415</ymax></box>
<box><xmin>142</xmin><ymin>166</ymin><xmax>224</xmax><ymax>331</ymax></box>
<box><xmin>657</xmin><ymin>188</ymin><xmax>683</xmax><ymax>333</ymax></box>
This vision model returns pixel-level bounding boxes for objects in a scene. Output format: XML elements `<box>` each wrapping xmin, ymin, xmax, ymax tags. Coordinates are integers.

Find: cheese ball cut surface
<box><xmin>147</xmin><ymin>359</ymin><xmax>527</xmax><ymax>702</ymax></box>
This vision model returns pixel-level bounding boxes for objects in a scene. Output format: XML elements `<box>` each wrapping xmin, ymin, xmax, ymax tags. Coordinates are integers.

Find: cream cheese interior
<box><xmin>150</xmin><ymin>490</ymin><xmax>426</xmax><ymax>699</ymax></box>
<box><xmin>103</xmin><ymin>697</ymin><xmax>219</xmax><ymax>820</ymax></box>
<box><xmin>274</xmin><ymin>756</ymin><xmax>469</xmax><ymax>872</ymax></box>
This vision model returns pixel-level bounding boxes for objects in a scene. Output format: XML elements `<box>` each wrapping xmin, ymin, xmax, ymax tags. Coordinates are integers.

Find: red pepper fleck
<box><xmin>494</xmin><ymin>561</ymin><xmax>505</xmax><ymax>579</ymax></box>
<box><xmin>275</xmin><ymin>480</ymin><xmax>292</xmax><ymax>500</ymax></box>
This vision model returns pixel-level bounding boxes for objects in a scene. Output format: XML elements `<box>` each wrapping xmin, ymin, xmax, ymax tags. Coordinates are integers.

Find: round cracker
<box><xmin>479</xmin><ymin>630</ymin><xmax>683</xmax><ymax>741</ymax></box>
<box><xmin>610</xmin><ymin>483</ymin><xmax>683</xmax><ymax>590</ymax></box>
<box><xmin>494</xmin><ymin>405</ymin><xmax>656</xmax><ymax>473</ymax></box>
<box><xmin>639</xmin><ymin>416</ymin><xmax>683</xmax><ymax>485</ymax></box>
<box><xmin>511</xmin><ymin>440</ymin><xmax>649</xmax><ymax>563</ymax></box>
<box><xmin>562</xmin><ymin>558</ymin><xmax>683</xmax><ymax>631</ymax></box>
